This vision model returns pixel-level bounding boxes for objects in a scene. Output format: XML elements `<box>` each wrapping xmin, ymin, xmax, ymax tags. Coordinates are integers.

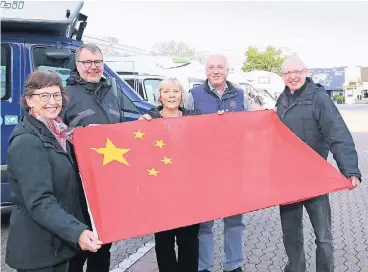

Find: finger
<box><xmin>217</xmin><ymin>110</ymin><xmax>225</xmax><ymax>115</ymax></box>
<box><xmin>84</xmin><ymin>239</ymin><xmax>100</xmax><ymax>252</ymax></box>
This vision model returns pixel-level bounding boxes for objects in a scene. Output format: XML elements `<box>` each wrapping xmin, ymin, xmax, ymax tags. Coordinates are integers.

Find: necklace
<box><xmin>160</xmin><ymin>110</ymin><xmax>182</xmax><ymax>118</ymax></box>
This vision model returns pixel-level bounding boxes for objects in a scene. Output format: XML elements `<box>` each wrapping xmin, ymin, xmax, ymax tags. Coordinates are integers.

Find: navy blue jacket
<box><xmin>186</xmin><ymin>80</ymin><xmax>247</xmax><ymax>114</ymax></box>
<box><xmin>276</xmin><ymin>77</ymin><xmax>361</xmax><ymax>180</ymax></box>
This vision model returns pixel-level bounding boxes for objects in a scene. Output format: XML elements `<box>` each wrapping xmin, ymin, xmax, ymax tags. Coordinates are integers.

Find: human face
<box><xmin>206</xmin><ymin>56</ymin><xmax>228</xmax><ymax>88</ymax></box>
<box><xmin>159</xmin><ymin>82</ymin><xmax>182</xmax><ymax>110</ymax></box>
<box><xmin>26</xmin><ymin>85</ymin><xmax>63</xmax><ymax>119</ymax></box>
<box><xmin>76</xmin><ymin>49</ymin><xmax>104</xmax><ymax>83</ymax></box>
<box><xmin>281</xmin><ymin>61</ymin><xmax>308</xmax><ymax>93</ymax></box>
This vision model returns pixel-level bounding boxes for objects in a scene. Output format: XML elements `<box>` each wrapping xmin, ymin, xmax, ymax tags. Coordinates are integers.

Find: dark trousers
<box><xmin>280</xmin><ymin>194</ymin><xmax>333</xmax><ymax>272</ymax></box>
<box><xmin>154</xmin><ymin>224</ymin><xmax>200</xmax><ymax>272</ymax></box>
<box><xmin>18</xmin><ymin>261</ymin><xmax>68</xmax><ymax>272</ymax></box>
<box><xmin>68</xmin><ymin>243</ymin><xmax>112</xmax><ymax>272</ymax></box>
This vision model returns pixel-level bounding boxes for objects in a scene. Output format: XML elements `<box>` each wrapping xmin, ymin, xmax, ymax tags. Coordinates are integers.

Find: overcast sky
<box><xmin>81</xmin><ymin>1</ymin><xmax>368</xmax><ymax>69</ymax></box>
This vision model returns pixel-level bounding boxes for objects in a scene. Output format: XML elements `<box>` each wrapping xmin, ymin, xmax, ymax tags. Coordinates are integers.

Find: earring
<box><xmin>29</xmin><ymin>107</ymin><xmax>34</xmax><ymax>115</ymax></box>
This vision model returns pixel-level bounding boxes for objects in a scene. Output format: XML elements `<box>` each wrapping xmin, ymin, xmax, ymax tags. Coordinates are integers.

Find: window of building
<box><xmin>1</xmin><ymin>44</ymin><xmax>12</xmax><ymax>100</ymax></box>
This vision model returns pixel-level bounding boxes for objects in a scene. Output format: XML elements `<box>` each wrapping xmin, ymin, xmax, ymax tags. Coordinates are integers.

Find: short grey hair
<box><xmin>205</xmin><ymin>53</ymin><xmax>229</xmax><ymax>70</ymax></box>
<box><xmin>75</xmin><ymin>43</ymin><xmax>103</xmax><ymax>62</ymax></box>
<box><xmin>280</xmin><ymin>53</ymin><xmax>307</xmax><ymax>73</ymax></box>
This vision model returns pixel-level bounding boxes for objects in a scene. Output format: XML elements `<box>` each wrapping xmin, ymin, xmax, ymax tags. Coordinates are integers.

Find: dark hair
<box><xmin>21</xmin><ymin>70</ymin><xmax>67</xmax><ymax>110</ymax></box>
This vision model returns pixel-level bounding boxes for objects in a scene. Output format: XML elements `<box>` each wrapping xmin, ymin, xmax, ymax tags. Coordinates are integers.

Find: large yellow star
<box><xmin>161</xmin><ymin>156</ymin><xmax>172</xmax><ymax>165</ymax></box>
<box><xmin>133</xmin><ymin>129</ymin><xmax>145</xmax><ymax>139</ymax></box>
<box><xmin>91</xmin><ymin>138</ymin><xmax>131</xmax><ymax>166</ymax></box>
<box><xmin>155</xmin><ymin>140</ymin><xmax>166</xmax><ymax>149</ymax></box>
<box><xmin>147</xmin><ymin>167</ymin><xmax>159</xmax><ymax>176</ymax></box>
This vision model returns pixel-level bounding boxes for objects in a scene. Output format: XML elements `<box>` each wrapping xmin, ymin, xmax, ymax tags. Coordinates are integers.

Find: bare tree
<box><xmin>151</xmin><ymin>40</ymin><xmax>205</xmax><ymax>63</ymax></box>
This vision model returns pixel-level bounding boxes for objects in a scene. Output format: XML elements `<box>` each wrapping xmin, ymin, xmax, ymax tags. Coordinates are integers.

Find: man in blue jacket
<box><xmin>276</xmin><ymin>54</ymin><xmax>361</xmax><ymax>272</ymax></box>
<box><xmin>185</xmin><ymin>54</ymin><xmax>250</xmax><ymax>272</ymax></box>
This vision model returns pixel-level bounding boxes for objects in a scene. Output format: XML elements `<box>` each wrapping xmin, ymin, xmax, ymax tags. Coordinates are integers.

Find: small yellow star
<box><xmin>161</xmin><ymin>156</ymin><xmax>172</xmax><ymax>165</ymax></box>
<box><xmin>133</xmin><ymin>129</ymin><xmax>145</xmax><ymax>139</ymax></box>
<box><xmin>147</xmin><ymin>167</ymin><xmax>160</xmax><ymax>176</ymax></box>
<box><xmin>155</xmin><ymin>140</ymin><xmax>166</xmax><ymax>149</ymax></box>
<box><xmin>91</xmin><ymin>138</ymin><xmax>131</xmax><ymax>166</ymax></box>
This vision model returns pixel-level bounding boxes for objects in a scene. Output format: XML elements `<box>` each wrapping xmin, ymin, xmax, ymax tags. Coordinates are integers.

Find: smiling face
<box><xmin>158</xmin><ymin>79</ymin><xmax>184</xmax><ymax>110</ymax></box>
<box><xmin>281</xmin><ymin>58</ymin><xmax>308</xmax><ymax>93</ymax></box>
<box><xmin>206</xmin><ymin>55</ymin><xmax>229</xmax><ymax>88</ymax></box>
<box><xmin>76</xmin><ymin>48</ymin><xmax>104</xmax><ymax>83</ymax></box>
<box><xmin>26</xmin><ymin>85</ymin><xmax>63</xmax><ymax>119</ymax></box>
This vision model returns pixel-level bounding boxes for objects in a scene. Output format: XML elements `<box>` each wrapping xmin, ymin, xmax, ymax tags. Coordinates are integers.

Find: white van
<box><xmin>105</xmin><ymin>56</ymin><xmax>206</xmax><ymax>105</ymax></box>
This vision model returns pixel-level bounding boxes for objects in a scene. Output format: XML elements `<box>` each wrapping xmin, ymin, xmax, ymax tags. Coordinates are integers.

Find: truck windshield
<box><xmin>32</xmin><ymin>46</ymin><xmax>76</xmax><ymax>86</ymax></box>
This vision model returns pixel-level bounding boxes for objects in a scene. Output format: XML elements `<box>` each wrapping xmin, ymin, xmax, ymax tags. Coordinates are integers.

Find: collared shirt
<box><xmin>208</xmin><ymin>82</ymin><xmax>229</xmax><ymax>99</ymax></box>
<box><xmin>185</xmin><ymin>82</ymin><xmax>252</xmax><ymax>111</ymax></box>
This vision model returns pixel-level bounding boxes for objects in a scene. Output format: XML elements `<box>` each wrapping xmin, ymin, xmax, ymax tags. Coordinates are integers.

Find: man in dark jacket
<box><xmin>276</xmin><ymin>54</ymin><xmax>361</xmax><ymax>272</ymax></box>
<box><xmin>61</xmin><ymin>43</ymin><xmax>123</xmax><ymax>272</ymax></box>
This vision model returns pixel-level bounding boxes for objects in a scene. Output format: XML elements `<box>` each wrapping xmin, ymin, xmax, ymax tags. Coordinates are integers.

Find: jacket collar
<box><xmin>204</xmin><ymin>80</ymin><xmax>237</xmax><ymax>95</ymax></box>
<box><xmin>66</xmin><ymin>69</ymin><xmax>108</xmax><ymax>93</ymax></box>
<box><xmin>283</xmin><ymin>77</ymin><xmax>320</xmax><ymax>101</ymax></box>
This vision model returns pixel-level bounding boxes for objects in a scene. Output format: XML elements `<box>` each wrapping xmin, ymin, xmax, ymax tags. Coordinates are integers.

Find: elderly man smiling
<box><xmin>185</xmin><ymin>54</ymin><xmax>250</xmax><ymax>272</ymax></box>
<box><xmin>276</xmin><ymin>54</ymin><xmax>361</xmax><ymax>272</ymax></box>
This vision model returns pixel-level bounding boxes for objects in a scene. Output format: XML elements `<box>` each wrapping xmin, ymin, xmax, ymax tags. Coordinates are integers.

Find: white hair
<box><xmin>280</xmin><ymin>53</ymin><xmax>307</xmax><ymax>73</ymax></box>
<box><xmin>205</xmin><ymin>53</ymin><xmax>229</xmax><ymax>70</ymax></box>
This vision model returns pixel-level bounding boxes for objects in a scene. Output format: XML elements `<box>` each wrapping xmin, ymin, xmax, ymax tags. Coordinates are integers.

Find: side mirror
<box><xmin>45</xmin><ymin>45</ymin><xmax>71</xmax><ymax>60</ymax></box>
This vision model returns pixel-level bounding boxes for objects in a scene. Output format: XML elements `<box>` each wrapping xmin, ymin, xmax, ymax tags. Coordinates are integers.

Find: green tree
<box><xmin>242</xmin><ymin>46</ymin><xmax>289</xmax><ymax>75</ymax></box>
<box><xmin>151</xmin><ymin>40</ymin><xmax>205</xmax><ymax>63</ymax></box>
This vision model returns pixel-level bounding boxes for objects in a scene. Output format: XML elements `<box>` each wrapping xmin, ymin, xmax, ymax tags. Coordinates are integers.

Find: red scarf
<box><xmin>30</xmin><ymin>110</ymin><xmax>73</xmax><ymax>152</ymax></box>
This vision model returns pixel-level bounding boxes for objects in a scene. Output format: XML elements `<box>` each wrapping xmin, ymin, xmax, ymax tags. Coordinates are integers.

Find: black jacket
<box><xmin>147</xmin><ymin>106</ymin><xmax>198</xmax><ymax>119</ymax></box>
<box><xmin>276</xmin><ymin>77</ymin><xmax>361</xmax><ymax>180</ymax></box>
<box><xmin>60</xmin><ymin>69</ymin><xmax>123</xmax><ymax>128</ymax></box>
<box><xmin>6</xmin><ymin>114</ymin><xmax>88</xmax><ymax>270</ymax></box>
<box><xmin>60</xmin><ymin>69</ymin><xmax>124</xmax><ymax>228</ymax></box>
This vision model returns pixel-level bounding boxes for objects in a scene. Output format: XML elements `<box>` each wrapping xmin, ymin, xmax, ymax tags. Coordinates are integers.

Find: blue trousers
<box><xmin>198</xmin><ymin>214</ymin><xmax>244</xmax><ymax>271</ymax></box>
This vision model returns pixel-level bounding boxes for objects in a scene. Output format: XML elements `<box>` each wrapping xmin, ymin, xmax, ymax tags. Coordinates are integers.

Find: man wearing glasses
<box><xmin>276</xmin><ymin>54</ymin><xmax>361</xmax><ymax>272</ymax></box>
<box><xmin>61</xmin><ymin>44</ymin><xmax>122</xmax><ymax>272</ymax></box>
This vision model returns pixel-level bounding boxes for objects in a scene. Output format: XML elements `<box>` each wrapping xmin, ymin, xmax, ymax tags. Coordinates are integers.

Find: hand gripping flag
<box><xmin>73</xmin><ymin>110</ymin><xmax>352</xmax><ymax>244</ymax></box>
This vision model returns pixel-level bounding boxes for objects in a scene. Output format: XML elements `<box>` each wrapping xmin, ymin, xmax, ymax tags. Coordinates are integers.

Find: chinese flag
<box><xmin>73</xmin><ymin>110</ymin><xmax>352</xmax><ymax>244</ymax></box>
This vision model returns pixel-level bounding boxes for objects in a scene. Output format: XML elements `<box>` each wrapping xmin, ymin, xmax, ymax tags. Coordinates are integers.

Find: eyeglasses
<box><xmin>77</xmin><ymin>60</ymin><xmax>104</xmax><ymax>68</ymax></box>
<box><xmin>281</xmin><ymin>69</ymin><xmax>305</xmax><ymax>77</ymax></box>
<box><xmin>30</xmin><ymin>92</ymin><xmax>63</xmax><ymax>102</ymax></box>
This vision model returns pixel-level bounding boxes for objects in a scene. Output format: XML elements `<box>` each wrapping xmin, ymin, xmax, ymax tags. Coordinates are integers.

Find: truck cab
<box><xmin>0</xmin><ymin>1</ymin><xmax>153</xmax><ymax>208</ymax></box>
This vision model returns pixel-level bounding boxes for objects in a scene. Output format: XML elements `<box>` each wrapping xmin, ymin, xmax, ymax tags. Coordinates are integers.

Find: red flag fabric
<box><xmin>73</xmin><ymin>110</ymin><xmax>352</xmax><ymax>244</ymax></box>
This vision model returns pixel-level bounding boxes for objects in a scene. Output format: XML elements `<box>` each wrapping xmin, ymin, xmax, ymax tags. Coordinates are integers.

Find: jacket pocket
<box><xmin>51</xmin><ymin>236</ymin><xmax>62</xmax><ymax>257</ymax></box>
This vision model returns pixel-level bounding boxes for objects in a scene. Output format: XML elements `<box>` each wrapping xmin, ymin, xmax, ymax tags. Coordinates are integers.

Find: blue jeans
<box><xmin>280</xmin><ymin>194</ymin><xmax>333</xmax><ymax>272</ymax></box>
<box><xmin>198</xmin><ymin>214</ymin><xmax>244</xmax><ymax>271</ymax></box>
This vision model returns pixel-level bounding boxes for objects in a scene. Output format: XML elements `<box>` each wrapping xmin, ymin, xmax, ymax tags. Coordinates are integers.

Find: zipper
<box><xmin>95</xmin><ymin>84</ymin><xmax>113</xmax><ymax>124</ymax></box>
<box><xmin>281</xmin><ymin>102</ymin><xmax>297</xmax><ymax>118</ymax></box>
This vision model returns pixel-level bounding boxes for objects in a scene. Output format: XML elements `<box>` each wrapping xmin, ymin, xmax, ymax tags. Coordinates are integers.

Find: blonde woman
<box><xmin>139</xmin><ymin>78</ymin><xmax>199</xmax><ymax>272</ymax></box>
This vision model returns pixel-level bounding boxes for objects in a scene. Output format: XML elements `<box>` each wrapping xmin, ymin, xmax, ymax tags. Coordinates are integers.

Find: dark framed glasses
<box><xmin>77</xmin><ymin>60</ymin><xmax>104</xmax><ymax>68</ymax></box>
<box><xmin>30</xmin><ymin>92</ymin><xmax>63</xmax><ymax>102</ymax></box>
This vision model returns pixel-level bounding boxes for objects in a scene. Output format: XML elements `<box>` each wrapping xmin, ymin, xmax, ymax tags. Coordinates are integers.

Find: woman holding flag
<box><xmin>139</xmin><ymin>77</ymin><xmax>200</xmax><ymax>272</ymax></box>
